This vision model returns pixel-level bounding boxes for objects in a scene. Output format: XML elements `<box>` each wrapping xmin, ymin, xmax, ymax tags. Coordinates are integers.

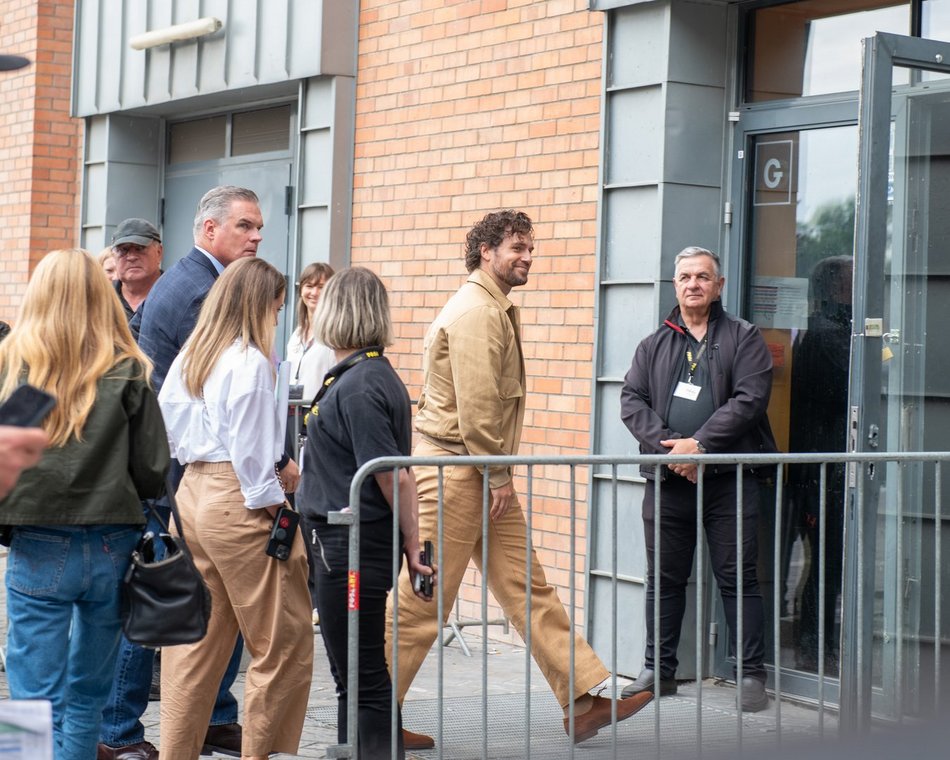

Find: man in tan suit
<box><xmin>387</xmin><ymin>210</ymin><xmax>651</xmax><ymax>749</ymax></box>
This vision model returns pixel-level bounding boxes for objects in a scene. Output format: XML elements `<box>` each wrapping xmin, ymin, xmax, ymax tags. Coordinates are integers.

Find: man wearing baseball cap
<box><xmin>110</xmin><ymin>218</ymin><xmax>163</xmax><ymax>321</ymax></box>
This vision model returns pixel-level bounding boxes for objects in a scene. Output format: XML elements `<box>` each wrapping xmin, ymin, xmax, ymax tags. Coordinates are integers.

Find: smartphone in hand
<box><xmin>0</xmin><ymin>384</ymin><xmax>56</xmax><ymax>428</ymax></box>
<box><xmin>413</xmin><ymin>540</ymin><xmax>434</xmax><ymax>598</ymax></box>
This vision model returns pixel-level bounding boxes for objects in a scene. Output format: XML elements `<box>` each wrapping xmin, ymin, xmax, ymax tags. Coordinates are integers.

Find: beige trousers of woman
<box><xmin>159</xmin><ymin>462</ymin><xmax>313</xmax><ymax>759</ymax></box>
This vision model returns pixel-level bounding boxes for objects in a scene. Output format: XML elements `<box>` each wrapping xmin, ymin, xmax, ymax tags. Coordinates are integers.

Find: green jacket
<box><xmin>0</xmin><ymin>360</ymin><xmax>170</xmax><ymax>526</ymax></box>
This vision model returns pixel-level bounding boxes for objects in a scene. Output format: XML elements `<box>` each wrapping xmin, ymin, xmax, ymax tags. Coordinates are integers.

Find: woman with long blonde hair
<box><xmin>158</xmin><ymin>257</ymin><xmax>313</xmax><ymax>760</ymax></box>
<box><xmin>0</xmin><ymin>248</ymin><xmax>169</xmax><ymax>760</ymax></box>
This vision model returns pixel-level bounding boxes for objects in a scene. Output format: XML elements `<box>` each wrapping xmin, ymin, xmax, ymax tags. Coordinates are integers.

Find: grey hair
<box><xmin>192</xmin><ymin>186</ymin><xmax>260</xmax><ymax>241</ymax></box>
<box><xmin>674</xmin><ymin>246</ymin><xmax>721</xmax><ymax>278</ymax></box>
<box><xmin>314</xmin><ymin>267</ymin><xmax>393</xmax><ymax>350</ymax></box>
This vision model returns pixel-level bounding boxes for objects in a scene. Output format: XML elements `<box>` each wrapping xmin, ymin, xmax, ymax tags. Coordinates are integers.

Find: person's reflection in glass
<box><xmin>787</xmin><ymin>255</ymin><xmax>853</xmax><ymax>675</ymax></box>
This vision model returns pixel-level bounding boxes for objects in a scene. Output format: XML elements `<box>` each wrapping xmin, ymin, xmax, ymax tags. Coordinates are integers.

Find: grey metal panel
<box><xmin>605</xmin><ymin>86</ymin><xmax>664</xmax><ymax>185</ymax></box>
<box><xmin>80</xmin><ymin>115</ymin><xmax>162</xmax><ymax>253</ymax></box>
<box><xmin>602</xmin><ymin>185</ymin><xmax>660</xmax><ymax>281</ymax></box>
<box><xmin>303</xmin><ymin>78</ymin><xmax>334</xmax><ymax>130</ymax></box>
<box><xmin>104</xmin><ymin>164</ymin><xmax>161</xmax><ymax>223</ymax></box>
<box><xmin>595</xmin><ymin>381</ymin><xmax>643</xmax><ymax>457</ymax></box>
<box><xmin>658</xmin><ymin>183</ymin><xmax>723</xmax><ymax>279</ymax></box>
<box><xmin>588</xmin><ymin>570</ymin><xmax>646</xmax><ymax>677</ymax></box>
<box><xmin>294</xmin><ymin>75</ymin><xmax>354</xmax><ymax>273</ymax></box>
<box><xmin>106</xmin><ymin>116</ymin><xmax>161</xmax><ymax>163</ymax></box>
<box><xmin>668</xmin><ymin>0</ymin><xmax>728</xmax><ymax>88</ymax></box>
<box><xmin>85</xmin><ymin>115</ymin><xmax>108</xmax><ymax>163</ymax></box>
<box><xmin>301</xmin><ymin>129</ymin><xmax>331</xmax><ymax>204</ymax></box>
<box><xmin>663</xmin><ymin>83</ymin><xmax>726</xmax><ymax>187</ymax></box>
<box><xmin>74</xmin><ymin>1</ymin><xmax>355</xmax><ymax>117</ymax></box>
<box><xmin>599</xmin><ymin>282</ymin><xmax>657</xmax><ymax>379</ymax></box>
<box><xmin>300</xmin><ymin>206</ymin><xmax>330</xmax><ymax>265</ymax></box>
<box><xmin>590</xmin><ymin>0</ymin><xmax>729</xmax><ymax>685</ymax></box>
<box><xmin>83</xmin><ymin>163</ymin><xmax>107</xmax><ymax>224</ymax></box>
<box><xmin>608</xmin><ymin>2</ymin><xmax>669</xmax><ymax>90</ymax></box>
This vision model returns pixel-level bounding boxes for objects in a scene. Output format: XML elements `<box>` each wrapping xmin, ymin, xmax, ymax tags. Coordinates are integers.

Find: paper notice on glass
<box><xmin>751</xmin><ymin>276</ymin><xmax>809</xmax><ymax>330</ymax></box>
<box><xmin>276</xmin><ymin>360</ymin><xmax>291</xmax><ymax>446</ymax></box>
<box><xmin>0</xmin><ymin>700</ymin><xmax>53</xmax><ymax>759</ymax></box>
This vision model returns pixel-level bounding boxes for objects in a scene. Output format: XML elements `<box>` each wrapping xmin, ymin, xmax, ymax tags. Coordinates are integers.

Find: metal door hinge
<box><xmin>723</xmin><ymin>202</ymin><xmax>733</xmax><ymax>226</ymax></box>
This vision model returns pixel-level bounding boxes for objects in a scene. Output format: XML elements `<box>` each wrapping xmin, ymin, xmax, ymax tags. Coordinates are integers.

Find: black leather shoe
<box><xmin>201</xmin><ymin>722</ymin><xmax>242</xmax><ymax>757</ymax></box>
<box><xmin>97</xmin><ymin>741</ymin><xmax>159</xmax><ymax>760</ymax></box>
<box><xmin>620</xmin><ymin>668</ymin><xmax>677</xmax><ymax>698</ymax></box>
<box><xmin>738</xmin><ymin>676</ymin><xmax>769</xmax><ymax>712</ymax></box>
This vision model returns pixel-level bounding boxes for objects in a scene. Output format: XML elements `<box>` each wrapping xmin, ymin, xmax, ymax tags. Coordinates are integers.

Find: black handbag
<box><xmin>121</xmin><ymin>476</ymin><xmax>212</xmax><ymax>648</ymax></box>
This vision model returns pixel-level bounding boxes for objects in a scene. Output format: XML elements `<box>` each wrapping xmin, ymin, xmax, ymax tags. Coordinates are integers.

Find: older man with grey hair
<box><xmin>620</xmin><ymin>246</ymin><xmax>777</xmax><ymax>712</ymax></box>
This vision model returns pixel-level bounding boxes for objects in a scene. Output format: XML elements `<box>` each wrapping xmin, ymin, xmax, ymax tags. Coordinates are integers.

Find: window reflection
<box><xmin>745</xmin><ymin>126</ymin><xmax>857</xmax><ymax>678</ymax></box>
<box><xmin>923</xmin><ymin>0</ymin><xmax>950</xmax><ymax>39</ymax></box>
<box><xmin>747</xmin><ymin>0</ymin><xmax>910</xmax><ymax>102</ymax></box>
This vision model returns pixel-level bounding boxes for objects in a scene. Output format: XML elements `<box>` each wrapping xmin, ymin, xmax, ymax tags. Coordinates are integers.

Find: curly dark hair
<box><xmin>464</xmin><ymin>210</ymin><xmax>534</xmax><ymax>273</ymax></box>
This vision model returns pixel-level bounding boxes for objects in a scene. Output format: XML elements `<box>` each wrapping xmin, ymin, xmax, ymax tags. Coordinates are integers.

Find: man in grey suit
<box><xmin>100</xmin><ymin>186</ymin><xmax>299</xmax><ymax>760</ymax></box>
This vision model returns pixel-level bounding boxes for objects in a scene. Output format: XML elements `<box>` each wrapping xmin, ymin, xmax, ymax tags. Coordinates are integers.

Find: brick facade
<box><xmin>0</xmin><ymin>0</ymin><xmax>605</xmax><ymax>643</ymax></box>
<box><xmin>352</xmin><ymin>0</ymin><xmax>604</xmax><ymax>637</ymax></box>
<box><xmin>0</xmin><ymin>0</ymin><xmax>81</xmax><ymax>323</ymax></box>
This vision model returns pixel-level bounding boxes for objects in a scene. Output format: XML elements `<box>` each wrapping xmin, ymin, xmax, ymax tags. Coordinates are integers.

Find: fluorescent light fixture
<box><xmin>130</xmin><ymin>17</ymin><xmax>223</xmax><ymax>51</ymax></box>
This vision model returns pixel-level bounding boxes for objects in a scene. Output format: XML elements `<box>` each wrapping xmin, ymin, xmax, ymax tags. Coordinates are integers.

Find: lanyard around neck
<box><xmin>686</xmin><ymin>337</ymin><xmax>708</xmax><ymax>382</ymax></box>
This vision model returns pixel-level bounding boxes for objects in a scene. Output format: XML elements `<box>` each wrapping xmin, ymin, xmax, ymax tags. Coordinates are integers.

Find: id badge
<box><xmin>673</xmin><ymin>381</ymin><xmax>701</xmax><ymax>401</ymax></box>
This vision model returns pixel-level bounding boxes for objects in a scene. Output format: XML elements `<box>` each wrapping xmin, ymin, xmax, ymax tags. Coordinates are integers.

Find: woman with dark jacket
<box><xmin>0</xmin><ymin>248</ymin><xmax>169</xmax><ymax>760</ymax></box>
<box><xmin>297</xmin><ymin>266</ymin><xmax>434</xmax><ymax>759</ymax></box>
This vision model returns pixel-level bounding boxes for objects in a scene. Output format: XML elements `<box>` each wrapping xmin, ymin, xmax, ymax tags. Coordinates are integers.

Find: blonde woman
<box><xmin>0</xmin><ymin>248</ymin><xmax>169</xmax><ymax>760</ymax></box>
<box><xmin>158</xmin><ymin>257</ymin><xmax>313</xmax><ymax>760</ymax></box>
<box><xmin>98</xmin><ymin>245</ymin><xmax>118</xmax><ymax>281</ymax></box>
<box><xmin>297</xmin><ymin>267</ymin><xmax>433</xmax><ymax>759</ymax></box>
<box><xmin>286</xmin><ymin>262</ymin><xmax>336</xmax><ymax>400</ymax></box>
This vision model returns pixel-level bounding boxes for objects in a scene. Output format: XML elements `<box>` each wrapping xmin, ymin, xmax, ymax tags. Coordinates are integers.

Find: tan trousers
<box><xmin>386</xmin><ymin>441</ymin><xmax>608</xmax><ymax>708</ymax></box>
<box><xmin>159</xmin><ymin>463</ymin><xmax>314</xmax><ymax>759</ymax></box>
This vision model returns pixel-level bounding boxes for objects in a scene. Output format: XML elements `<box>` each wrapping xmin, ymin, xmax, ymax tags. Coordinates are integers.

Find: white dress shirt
<box><xmin>160</xmin><ymin>340</ymin><xmax>285</xmax><ymax>509</ymax></box>
<box><xmin>286</xmin><ymin>327</ymin><xmax>335</xmax><ymax>401</ymax></box>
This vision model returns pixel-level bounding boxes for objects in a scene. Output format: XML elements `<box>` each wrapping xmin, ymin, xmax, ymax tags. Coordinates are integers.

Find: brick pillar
<box><xmin>0</xmin><ymin>0</ymin><xmax>82</xmax><ymax>322</ymax></box>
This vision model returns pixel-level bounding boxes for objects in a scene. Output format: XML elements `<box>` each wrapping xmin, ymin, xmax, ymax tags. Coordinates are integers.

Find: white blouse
<box><xmin>286</xmin><ymin>326</ymin><xmax>335</xmax><ymax>401</ymax></box>
<box><xmin>159</xmin><ymin>340</ymin><xmax>285</xmax><ymax>509</ymax></box>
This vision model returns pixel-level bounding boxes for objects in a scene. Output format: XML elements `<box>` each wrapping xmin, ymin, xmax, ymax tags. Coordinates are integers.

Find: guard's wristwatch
<box><xmin>694</xmin><ymin>439</ymin><xmax>707</xmax><ymax>454</ymax></box>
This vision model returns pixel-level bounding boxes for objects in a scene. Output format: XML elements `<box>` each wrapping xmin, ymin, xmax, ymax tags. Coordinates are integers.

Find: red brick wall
<box><xmin>352</xmin><ymin>0</ymin><xmax>604</xmax><ymax>637</ymax></box>
<box><xmin>0</xmin><ymin>0</ymin><xmax>82</xmax><ymax>322</ymax></box>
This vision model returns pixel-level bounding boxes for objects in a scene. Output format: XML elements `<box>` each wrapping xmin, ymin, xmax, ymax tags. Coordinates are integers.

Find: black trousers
<box><xmin>312</xmin><ymin>515</ymin><xmax>405</xmax><ymax>760</ymax></box>
<box><xmin>643</xmin><ymin>473</ymin><xmax>766</xmax><ymax>681</ymax></box>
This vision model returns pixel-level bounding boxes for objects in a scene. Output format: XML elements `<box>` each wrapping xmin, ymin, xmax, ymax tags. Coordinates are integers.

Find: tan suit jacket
<box><xmin>414</xmin><ymin>268</ymin><xmax>525</xmax><ymax>488</ymax></box>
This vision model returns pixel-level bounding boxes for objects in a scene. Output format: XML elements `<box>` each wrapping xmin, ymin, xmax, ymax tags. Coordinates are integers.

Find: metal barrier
<box><xmin>325</xmin><ymin>451</ymin><xmax>950</xmax><ymax>759</ymax></box>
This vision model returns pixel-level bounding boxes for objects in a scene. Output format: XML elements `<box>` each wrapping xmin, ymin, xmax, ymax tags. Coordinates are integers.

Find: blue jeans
<box><xmin>5</xmin><ymin>524</ymin><xmax>142</xmax><ymax>760</ymax></box>
<box><xmin>100</xmin><ymin>502</ymin><xmax>242</xmax><ymax>747</ymax></box>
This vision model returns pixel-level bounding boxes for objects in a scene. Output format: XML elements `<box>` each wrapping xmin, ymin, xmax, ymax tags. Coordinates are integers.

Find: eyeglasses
<box><xmin>112</xmin><ymin>244</ymin><xmax>153</xmax><ymax>258</ymax></box>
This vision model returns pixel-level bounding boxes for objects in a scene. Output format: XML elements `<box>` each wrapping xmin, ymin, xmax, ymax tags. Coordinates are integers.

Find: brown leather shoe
<box><xmin>201</xmin><ymin>722</ymin><xmax>242</xmax><ymax>757</ymax></box>
<box><xmin>564</xmin><ymin>692</ymin><xmax>653</xmax><ymax>744</ymax></box>
<box><xmin>96</xmin><ymin>741</ymin><xmax>159</xmax><ymax>760</ymax></box>
<box><xmin>402</xmin><ymin>727</ymin><xmax>435</xmax><ymax>750</ymax></box>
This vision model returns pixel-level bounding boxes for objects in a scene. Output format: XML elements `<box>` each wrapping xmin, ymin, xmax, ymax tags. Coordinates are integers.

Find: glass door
<box><xmin>844</xmin><ymin>32</ymin><xmax>950</xmax><ymax>730</ymax></box>
<box><xmin>737</xmin><ymin>125</ymin><xmax>858</xmax><ymax>704</ymax></box>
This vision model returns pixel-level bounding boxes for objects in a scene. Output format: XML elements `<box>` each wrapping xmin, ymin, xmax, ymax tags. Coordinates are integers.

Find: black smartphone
<box><xmin>265</xmin><ymin>506</ymin><xmax>300</xmax><ymax>561</ymax></box>
<box><xmin>413</xmin><ymin>540</ymin><xmax>434</xmax><ymax>598</ymax></box>
<box><xmin>0</xmin><ymin>384</ymin><xmax>55</xmax><ymax>428</ymax></box>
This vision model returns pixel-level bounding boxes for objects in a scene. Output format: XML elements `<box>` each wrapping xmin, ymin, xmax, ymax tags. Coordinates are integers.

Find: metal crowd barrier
<box><xmin>325</xmin><ymin>451</ymin><xmax>950</xmax><ymax>759</ymax></box>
